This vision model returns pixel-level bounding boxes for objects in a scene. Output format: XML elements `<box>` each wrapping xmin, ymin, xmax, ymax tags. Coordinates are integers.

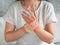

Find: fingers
<box><xmin>22</xmin><ymin>13</ymin><xmax>36</xmax><ymax>24</ymax></box>
<box><xmin>22</xmin><ymin>13</ymin><xmax>31</xmax><ymax>23</ymax></box>
<box><xmin>27</xmin><ymin>8</ymin><xmax>37</xmax><ymax>18</ymax></box>
<box><xmin>23</xmin><ymin>11</ymin><xmax>31</xmax><ymax>18</ymax></box>
<box><xmin>25</xmin><ymin>8</ymin><xmax>36</xmax><ymax>19</ymax></box>
<box><xmin>22</xmin><ymin>11</ymin><xmax>34</xmax><ymax>21</ymax></box>
<box><xmin>22</xmin><ymin>9</ymin><xmax>38</xmax><ymax>24</ymax></box>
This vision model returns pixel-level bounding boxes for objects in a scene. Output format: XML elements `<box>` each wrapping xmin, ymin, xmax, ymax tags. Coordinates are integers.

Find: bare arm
<box><xmin>34</xmin><ymin>23</ymin><xmax>55</xmax><ymax>44</ymax></box>
<box><xmin>21</xmin><ymin>9</ymin><xmax>56</xmax><ymax>44</ymax></box>
<box><xmin>5</xmin><ymin>22</ymin><xmax>27</xmax><ymax>42</ymax></box>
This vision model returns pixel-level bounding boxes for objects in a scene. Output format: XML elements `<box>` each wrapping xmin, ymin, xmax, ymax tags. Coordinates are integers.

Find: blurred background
<box><xmin>0</xmin><ymin>0</ymin><xmax>60</xmax><ymax>45</ymax></box>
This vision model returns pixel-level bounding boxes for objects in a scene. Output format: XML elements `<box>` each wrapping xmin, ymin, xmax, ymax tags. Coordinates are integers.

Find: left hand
<box><xmin>22</xmin><ymin>9</ymin><xmax>38</xmax><ymax>24</ymax></box>
<box><xmin>22</xmin><ymin>9</ymin><xmax>39</xmax><ymax>29</ymax></box>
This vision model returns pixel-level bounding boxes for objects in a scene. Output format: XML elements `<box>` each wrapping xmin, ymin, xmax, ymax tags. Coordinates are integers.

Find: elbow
<box><xmin>47</xmin><ymin>39</ymin><xmax>53</xmax><ymax>44</ymax></box>
<box><xmin>46</xmin><ymin>36</ymin><xmax>54</xmax><ymax>44</ymax></box>
<box><xmin>5</xmin><ymin>38</ymin><xmax>10</xmax><ymax>42</ymax></box>
<box><xmin>5</xmin><ymin>33</ymin><xmax>12</xmax><ymax>42</ymax></box>
<box><xmin>5</xmin><ymin>34</ymin><xmax>10</xmax><ymax>42</ymax></box>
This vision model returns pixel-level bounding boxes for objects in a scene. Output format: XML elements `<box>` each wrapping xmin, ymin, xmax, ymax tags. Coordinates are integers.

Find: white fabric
<box><xmin>0</xmin><ymin>17</ymin><xmax>16</xmax><ymax>45</ymax></box>
<box><xmin>0</xmin><ymin>17</ymin><xmax>7</xmax><ymax>45</ymax></box>
<box><xmin>2</xmin><ymin>1</ymin><xmax>57</xmax><ymax>45</ymax></box>
<box><xmin>40</xmin><ymin>42</ymin><xmax>55</xmax><ymax>45</ymax></box>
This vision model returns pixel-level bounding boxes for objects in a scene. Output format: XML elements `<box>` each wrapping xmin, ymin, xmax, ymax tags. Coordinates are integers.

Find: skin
<box><xmin>5</xmin><ymin>0</ymin><xmax>56</xmax><ymax>44</ymax></box>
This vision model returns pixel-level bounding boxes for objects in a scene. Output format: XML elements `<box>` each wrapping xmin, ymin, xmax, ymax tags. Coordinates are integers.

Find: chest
<box><xmin>14</xmin><ymin>8</ymin><xmax>44</xmax><ymax>29</ymax></box>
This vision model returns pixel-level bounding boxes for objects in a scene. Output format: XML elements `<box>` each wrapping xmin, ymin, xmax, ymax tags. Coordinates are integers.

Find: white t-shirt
<box><xmin>3</xmin><ymin>1</ymin><xmax>57</xmax><ymax>45</ymax></box>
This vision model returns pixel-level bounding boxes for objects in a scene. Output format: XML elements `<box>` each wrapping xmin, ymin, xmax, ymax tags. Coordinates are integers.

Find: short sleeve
<box><xmin>45</xmin><ymin>3</ymin><xmax>58</xmax><ymax>25</ymax></box>
<box><xmin>0</xmin><ymin>17</ymin><xmax>16</xmax><ymax>45</ymax></box>
<box><xmin>2</xmin><ymin>5</ymin><xmax>16</xmax><ymax>44</ymax></box>
<box><xmin>3</xmin><ymin>5</ymin><xmax>15</xmax><ymax>25</ymax></box>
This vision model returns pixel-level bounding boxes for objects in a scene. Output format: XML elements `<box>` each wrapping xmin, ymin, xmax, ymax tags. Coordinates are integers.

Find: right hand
<box><xmin>23</xmin><ymin>23</ymin><xmax>34</xmax><ymax>33</ymax></box>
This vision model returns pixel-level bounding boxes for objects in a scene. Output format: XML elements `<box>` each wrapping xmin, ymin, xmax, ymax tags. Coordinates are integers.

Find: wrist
<box><xmin>30</xmin><ymin>21</ymin><xmax>38</xmax><ymax>30</ymax></box>
<box><xmin>23</xmin><ymin>24</ymin><xmax>31</xmax><ymax>33</ymax></box>
<box><xmin>23</xmin><ymin>29</ymin><xmax>28</xmax><ymax>34</ymax></box>
<box><xmin>22</xmin><ymin>26</ymin><xmax>28</xmax><ymax>34</ymax></box>
<box><xmin>28</xmin><ymin>18</ymin><xmax>38</xmax><ymax>24</ymax></box>
<box><xmin>34</xmin><ymin>25</ymin><xmax>40</xmax><ymax>32</ymax></box>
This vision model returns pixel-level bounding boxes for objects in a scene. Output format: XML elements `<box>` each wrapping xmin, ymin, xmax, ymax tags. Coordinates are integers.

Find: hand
<box><xmin>22</xmin><ymin>8</ymin><xmax>41</xmax><ymax>32</ymax></box>
<box><xmin>23</xmin><ymin>23</ymin><xmax>34</xmax><ymax>33</ymax></box>
<box><xmin>22</xmin><ymin>8</ymin><xmax>38</xmax><ymax>23</ymax></box>
<box><xmin>22</xmin><ymin>9</ymin><xmax>39</xmax><ymax>29</ymax></box>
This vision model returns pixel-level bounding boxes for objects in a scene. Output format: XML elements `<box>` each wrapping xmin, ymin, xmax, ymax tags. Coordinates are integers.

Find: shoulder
<box><xmin>13</xmin><ymin>1</ymin><xmax>21</xmax><ymax>7</ymax></box>
<box><xmin>41</xmin><ymin>1</ymin><xmax>54</xmax><ymax>9</ymax></box>
<box><xmin>9</xmin><ymin>1</ymin><xmax>21</xmax><ymax>9</ymax></box>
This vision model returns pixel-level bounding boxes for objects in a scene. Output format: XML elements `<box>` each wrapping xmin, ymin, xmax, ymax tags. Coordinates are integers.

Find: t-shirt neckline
<box><xmin>18</xmin><ymin>1</ymin><xmax>42</xmax><ymax>12</ymax></box>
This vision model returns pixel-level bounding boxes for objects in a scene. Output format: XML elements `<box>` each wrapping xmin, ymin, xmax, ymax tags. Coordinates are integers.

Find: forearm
<box><xmin>34</xmin><ymin>26</ymin><xmax>54</xmax><ymax>44</ymax></box>
<box><xmin>5</xmin><ymin>27</ymin><xmax>27</xmax><ymax>42</ymax></box>
<box><xmin>21</xmin><ymin>9</ymin><xmax>55</xmax><ymax>44</ymax></box>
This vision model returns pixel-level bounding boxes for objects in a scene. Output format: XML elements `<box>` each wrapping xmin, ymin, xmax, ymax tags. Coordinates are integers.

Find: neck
<box><xmin>21</xmin><ymin>0</ymin><xmax>40</xmax><ymax>11</ymax></box>
<box><xmin>21</xmin><ymin>0</ymin><xmax>38</xmax><ymax>6</ymax></box>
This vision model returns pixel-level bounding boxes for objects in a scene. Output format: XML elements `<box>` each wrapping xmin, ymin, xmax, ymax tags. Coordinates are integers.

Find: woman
<box><xmin>3</xmin><ymin>0</ymin><xmax>57</xmax><ymax>45</ymax></box>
